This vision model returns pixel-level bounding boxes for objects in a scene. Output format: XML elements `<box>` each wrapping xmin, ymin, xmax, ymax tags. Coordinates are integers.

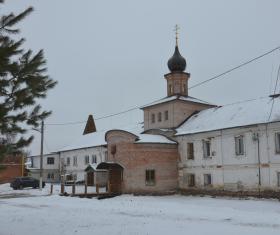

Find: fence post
<box><xmin>84</xmin><ymin>183</ymin><xmax>87</xmax><ymax>196</ymax></box>
<box><xmin>72</xmin><ymin>183</ymin><xmax>76</xmax><ymax>196</ymax></box>
<box><xmin>50</xmin><ymin>184</ymin><xmax>53</xmax><ymax>195</ymax></box>
<box><xmin>107</xmin><ymin>181</ymin><xmax>111</xmax><ymax>193</ymax></box>
<box><xmin>61</xmin><ymin>175</ymin><xmax>65</xmax><ymax>194</ymax></box>
<box><xmin>96</xmin><ymin>184</ymin><xmax>99</xmax><ymax>194</ymax></box>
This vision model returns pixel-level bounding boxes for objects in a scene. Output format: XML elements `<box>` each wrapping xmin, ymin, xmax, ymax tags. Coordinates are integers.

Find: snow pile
<box><xmin>1</xmin><ymin>195</ymin><xmax>280</xmax><ymax>235</ymax></box>
<box><xmin>177</xmin><ymin>96</ymin><xmax>280</xmax><ymax>135</ymax></box>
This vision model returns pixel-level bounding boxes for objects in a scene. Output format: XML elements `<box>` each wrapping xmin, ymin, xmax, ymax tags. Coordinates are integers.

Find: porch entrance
<box><xmin>87</xmin><ymin>172</ymin><xmax>94</xmax><ymax>186</ymax></box>
<box><xmin>97</xmin><ymin>162</ymin><xmax>123</xmax><ymax>193</ymax></box>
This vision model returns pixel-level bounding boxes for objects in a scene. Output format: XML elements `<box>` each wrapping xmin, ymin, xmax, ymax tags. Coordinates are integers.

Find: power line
<box><xmin>189</xmin><ymin>46</ymin><xmax>280</xmax><ymax>89</ymax></box>
<box><xmin>45</xmin><ymin>45</ymin><xmax>280</xmax><ymax>126</ymax></box>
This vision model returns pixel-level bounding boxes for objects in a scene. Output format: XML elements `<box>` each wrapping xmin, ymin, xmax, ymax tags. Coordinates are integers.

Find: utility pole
<box><xmin>39</xmin><ymin>120</ymin><xmax>44</xmax><ymax>190</ymax></box>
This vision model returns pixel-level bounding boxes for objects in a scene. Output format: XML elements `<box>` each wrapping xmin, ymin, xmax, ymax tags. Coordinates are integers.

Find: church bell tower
<box><xmin>164</xmin><ymin>25</ymin><xmax>190</xmax><ymax>97</ymax></box>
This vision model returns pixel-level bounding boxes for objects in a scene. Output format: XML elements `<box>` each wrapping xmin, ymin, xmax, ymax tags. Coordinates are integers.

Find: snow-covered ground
<box><xmin>1</xmin><ymin>184</ymin><xmax>280</xmax><ymax>235</ymax></box>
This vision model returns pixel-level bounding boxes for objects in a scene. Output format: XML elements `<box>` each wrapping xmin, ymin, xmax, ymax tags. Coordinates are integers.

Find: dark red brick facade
<box><xmin>0</xmin><ymin>155</ymin><xmax>23</xmax><ymax>183</ymax></box>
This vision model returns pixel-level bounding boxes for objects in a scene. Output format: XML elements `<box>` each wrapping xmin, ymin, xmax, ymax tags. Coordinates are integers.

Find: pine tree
<box><xmin>0</xmin><ymin>1</ymin><xmax>57</xmax><ymax>160</ymax></box>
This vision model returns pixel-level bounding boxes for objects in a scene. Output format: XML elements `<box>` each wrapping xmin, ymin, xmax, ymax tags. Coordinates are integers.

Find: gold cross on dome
<box><xmin>174</xmin><ymin>24</ymin><xmax>180</xmax><ymax>46</ymax></box>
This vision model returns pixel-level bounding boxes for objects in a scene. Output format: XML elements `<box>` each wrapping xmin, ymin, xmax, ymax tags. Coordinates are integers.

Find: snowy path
<box><xmin>1</xmin><ymin>194</ymin><xmax>280</xmax><ymax>235</ymax></box>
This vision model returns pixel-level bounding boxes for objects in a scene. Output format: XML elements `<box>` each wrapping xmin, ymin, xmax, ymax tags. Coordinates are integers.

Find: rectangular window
<box><xmin>151</xmin><ymin>114</ymin><xmax>155</xmax><ymax>123</ymax></box>
<box><xmin>204</xmin><ymin>174</ymin><xmax>212</xmax><ymax>186</ymax></box>
<box><xmin>145</xmin><ymin>169</ymin><xmax>155</xmax><ymax>186</ymax></box>
<box><xmin>203</xmin><ymin>140</ymin><xmax>211</xmax><ymax>158</ymax></box>
<box><xmin>235</xmin><ymin>135</ymin><xmax>244</xmax><ymax>155</ymax></box>
<box><xmin>47</xmin><ymin>157</ymin><xmax>54</xmax><ymax>165</ymax></box>
<box><xmin>158</xmin><ymin>112</ymin><xmax>162</xmax><ymax>122</ymax></box>
<box><xmin>187</xmin><ymin>174</ymin><xmax>195</xmax><ymax>187</ymax></box>
<box><xmin>66</xmin><ymin>157</ymin><xmax>70</xmax><ymax>166</ymax></box>
<box><xmin>277</xmin><ymin>172</ymin><xmax>280</xmax><ymax>187</ymax></box>
<box><xmin>275</xmin><ymin>133</ymin><xmax>280</xmax><ymax>154</ymax></box>
<box><xmin>85</xmin><ymin>155</ymin><xmax>89</xmax><ymax>165</ymax></box>
<box><xmin>92</xmin><ymin>154</ymin><xmax>97</xmax><ymax>164</ymax></box>
<box><xmin>73</xmin><ymin>156</ymin><xmax>77</xmax><ymax>166</ymax></box>
<box><xmin>187</xmin><ymin>143</ymin><xmax>194</xmax><ymax>160</ymax></box>
<box><xmin>164</xmin><ymin>110</ymin><xmax>168</xmax><ymax>121</ymax></box>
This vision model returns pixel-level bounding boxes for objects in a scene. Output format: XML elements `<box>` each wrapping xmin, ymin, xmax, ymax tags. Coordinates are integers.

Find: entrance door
<box><xmin>87</xmin><ymin>172</ymin><xmax>94</xmax><ymax>186</ymax></box>
<box><xmin>109</xmin><ymin>167</ymin><xmax>122</xmax><ymax>193</ymax></box>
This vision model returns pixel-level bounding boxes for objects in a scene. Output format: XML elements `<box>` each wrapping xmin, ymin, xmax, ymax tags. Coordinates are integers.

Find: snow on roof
<box><xmin>140</xmin><ymin>95</ymin><xmax>214</xmax><ymax>109</ymax></box>
<box><xmin>59</xmin><ymin>123</ymin><xmax>144</xmax><ymax>152</ymax></box>
<box><xmin>106</xmin><ymin>123</ymin><xmax>176</xmax><ymax>144</ymax></box>
<box><xmin>59</xmin><ymin>130</ymin><xmax>107</xmax><ymax>152</ymax></box>
<box><xmin>85</xmin><ymin>163</ymin><xmax>98</xmax><ymax>171</ymax></box>
<box><xmin>176</xmin><ymin>96</ymin><xmax>280</xmax><ymax>135</ymax></box>
<box><xmin>136</xmin><ymin>134</ymin><xmax>177</xmax><ymax>144</ymax></box>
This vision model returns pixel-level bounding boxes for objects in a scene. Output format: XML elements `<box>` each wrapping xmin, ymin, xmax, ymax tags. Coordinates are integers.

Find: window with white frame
<box><xmin>275</xmin><ymin>133</ymin><xmax>280</xmax><ymax>154</ymax></box>
<box><xmin>187</xmin><ymin>142</ymin><xmax>194</xmax><ymax>160</ymax></box>
<box><xmin>84</xmin><ymin>155</ymin><xmax>89</xmax><ymax>165</ymax></box>
<box><xmin>204</xmin><ymin>174</ymin><xmax>212</xmax><ymax>186</ymax></box>
<box><xmin>73</xmin><ymin>156</ymin><xmax>77</xmax><ymax>166</ymax></box>
<box><xmin>277</xmin><ymin>172</ymin><xmax>280</xmax><ymax>187</ymax></box>
<box><xmin>202</xmin><ymin>140</ymin><xmax>211</xmax><ymax>158</ymax></box>
<box><xmin>92</xmin><ymin>154</ymin><xmax>97</xmax><ymax>164</ymax></box>
<box><xmin>235</xmin><ymin>135</ymin><xmax>245</xmax><ymax>155</ymax></box>
<box><xmin>66</xmin><ymin>157</ymin><xmax>70</xmax><ymax>166</ymax></box>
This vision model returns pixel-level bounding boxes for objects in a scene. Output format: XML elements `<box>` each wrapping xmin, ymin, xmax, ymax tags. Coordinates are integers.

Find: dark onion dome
<box><xmin>167</xmin><ymin>45</ymin><xmax>186</xmax><ymax>72</ymax></box>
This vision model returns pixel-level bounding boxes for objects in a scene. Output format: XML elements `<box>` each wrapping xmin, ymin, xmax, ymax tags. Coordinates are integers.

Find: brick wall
<box><xmin>106</xmin><ymin>130</ymin><xmax>179</xmax><ymax>194</ymax></box>
<box><xmin>0</xmin><ymin>155</ymin><xmax>23</xmax><ymax>183</ymax></box>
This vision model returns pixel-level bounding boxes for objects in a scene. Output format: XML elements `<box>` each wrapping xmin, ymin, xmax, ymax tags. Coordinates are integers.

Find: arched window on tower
<box><xmin>169</xmin><ymin>84</ymin><xmax>173</xmax><ymax>96</ymax></box>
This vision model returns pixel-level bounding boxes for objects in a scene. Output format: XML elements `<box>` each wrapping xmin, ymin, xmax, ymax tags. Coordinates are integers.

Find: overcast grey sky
<box><xmin>3</xmin><ymin>0</ymin><xmax>280</xmax><ymax>154</ymax></box>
